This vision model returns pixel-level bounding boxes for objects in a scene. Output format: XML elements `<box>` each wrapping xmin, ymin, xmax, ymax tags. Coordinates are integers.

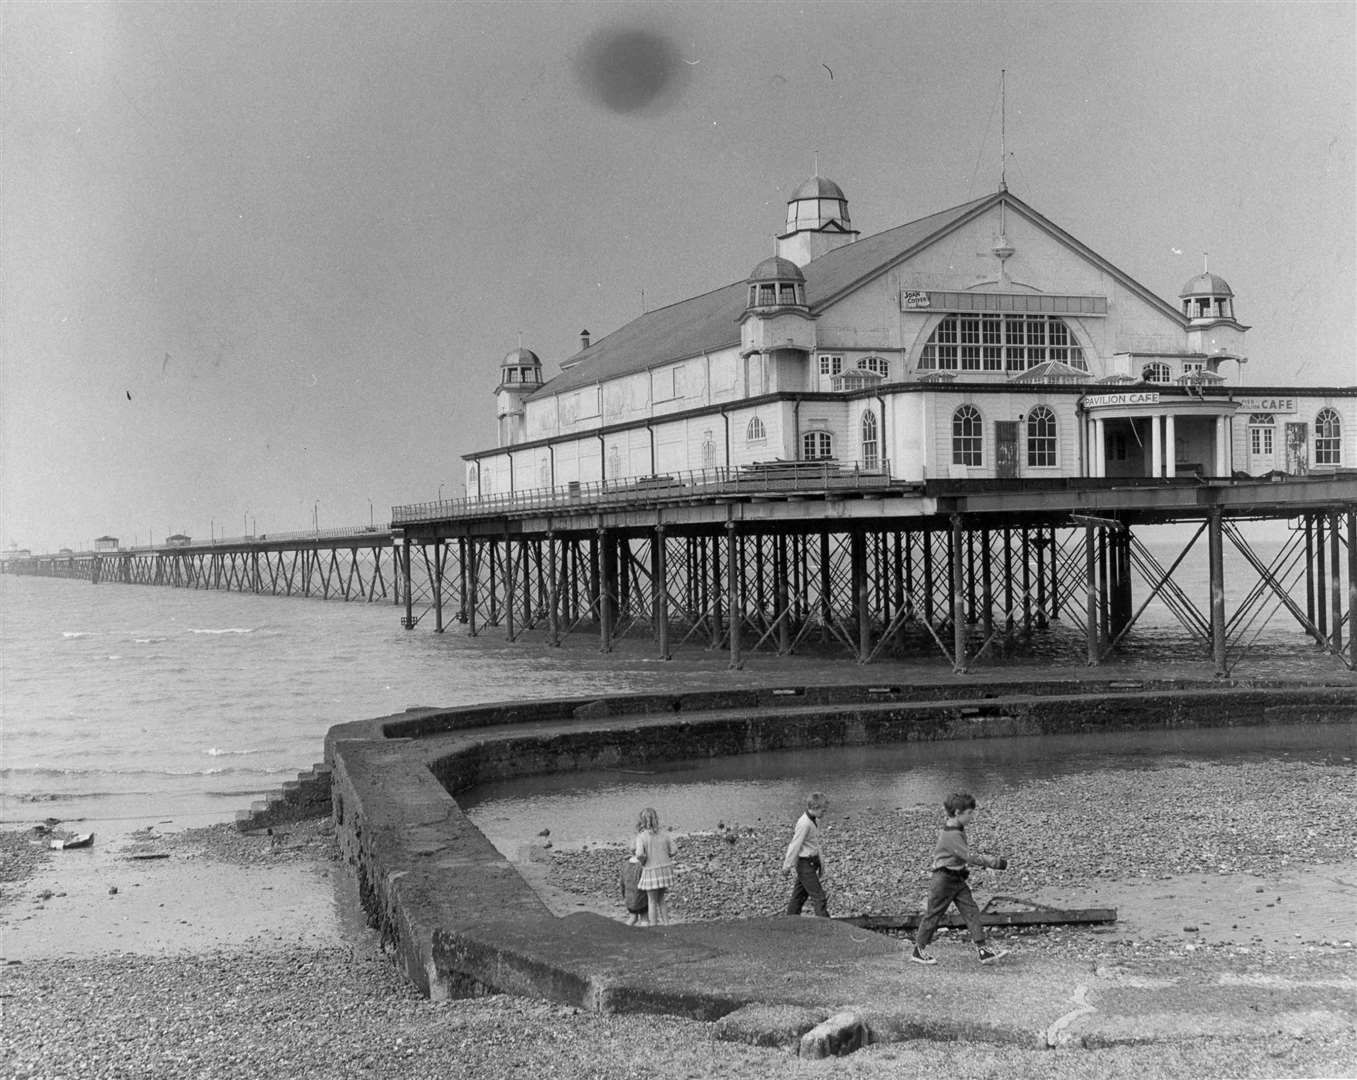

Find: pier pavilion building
<box><xmin>10</xmin><ymin>177</ymin><xmax>1352</xmax><ymax>677</ymax></box>
<box><xmin>469</xmin><ymin>177</ymin><xmax>1353</xmax><ymax>494</ymax></box>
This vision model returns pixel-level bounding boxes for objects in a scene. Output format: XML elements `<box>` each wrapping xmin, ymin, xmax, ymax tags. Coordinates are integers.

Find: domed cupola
<box><xmin>495</xmin><ymin>346</ymin><xmax>543</xmax><ymax>448</ymax></box>
<box><xmin>739</xmin><ymin>254</ymin><xmax>815</xmax><ymax>359</ymax></box>
<box><xmin>777</xmin><ymin>174</ymin><xmax>860</xmax><ymax>267</ymax></box>
<box><xmin>1178</xmin><ymin>263</ymin><xmax>1249</xmax><ymax>367</ymax></box>
<box><xmin>745</xmin><ymin>255</ymin><xmax>806</xmax><ymax>311</ymax></box>
<box><xmin>1179</xmin><ymin>271</ymin><xmax>1236</xmax><ymax>323</ymax></box>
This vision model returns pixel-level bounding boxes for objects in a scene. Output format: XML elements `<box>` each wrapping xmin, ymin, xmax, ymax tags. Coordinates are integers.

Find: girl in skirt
<box><xmin>633</xmin><ymin>807</ymin><xmax>677</xmax><ymax>926</ymax></box>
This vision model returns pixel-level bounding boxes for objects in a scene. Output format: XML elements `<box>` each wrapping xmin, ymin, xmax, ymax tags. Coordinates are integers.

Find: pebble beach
<box><xmin>4</xmin><ymin>752</ymin><xmax>1356</xmax><ymax>1079</ymax></box>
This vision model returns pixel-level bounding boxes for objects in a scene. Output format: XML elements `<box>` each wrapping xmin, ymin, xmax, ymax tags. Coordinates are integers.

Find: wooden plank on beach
<box><xmin>839</xmin><ymin>906</ymin><xmax>1117</xmax><ymax>931</ymax></box>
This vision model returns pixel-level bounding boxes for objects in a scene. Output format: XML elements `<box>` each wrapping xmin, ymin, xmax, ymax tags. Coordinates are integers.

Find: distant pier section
<box><xmin>2</xmin><ymin>525</ymin><xmax>399</xmax><ymax>603</ymax></box>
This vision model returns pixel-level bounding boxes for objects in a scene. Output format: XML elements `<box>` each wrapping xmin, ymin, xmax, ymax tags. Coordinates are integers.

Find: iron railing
<box><xmin>393</xmin><ymin>460</ymin><xmax>897</xmax><ymax>524</ymax></box>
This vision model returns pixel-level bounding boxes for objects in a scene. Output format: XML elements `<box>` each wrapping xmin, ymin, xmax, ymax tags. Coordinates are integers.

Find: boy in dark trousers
<box><xmin>910</xmin><ymin>792</ymin><xmax>1010</xmax><ymax>966</ymax></box>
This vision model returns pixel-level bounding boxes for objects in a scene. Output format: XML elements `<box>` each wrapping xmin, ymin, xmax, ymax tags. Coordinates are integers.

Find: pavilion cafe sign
<box><xmin>1081</xmin><ymin>391</ymin><xmax>1160</xmax><ymax>409</ymax></box>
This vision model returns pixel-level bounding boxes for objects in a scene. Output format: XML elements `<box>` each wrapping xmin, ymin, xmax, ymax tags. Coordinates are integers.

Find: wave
<box><xmin>61</xmin><ymin>631</ymin><xmax>92</xmax><ymax>639</ymax></box>
<box><xmin>11</xmin><ymin>789</ymin><xmax>142</xmax><ymax>803</ymax></box>
<box><xmin>204</xmin><ymin>746</ymin><xmax>267</xmax><ymax>757</ymax></box>
<box><xmin>186</xmin><ymin>627</ymin><xmax>256</xmax><ymax>635</ymax></box>
<box><xmin>1</xmin><ymin>764</ymin><xmax>293</xmax><ymax>779</ymax></box>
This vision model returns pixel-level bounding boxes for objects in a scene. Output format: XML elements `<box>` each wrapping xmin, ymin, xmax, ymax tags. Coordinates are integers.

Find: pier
<box><xmin>2</xmin><ymin>525</ymin><xmax>400</xmax><ymax>603</ymax></box>
<box><xmin>5</xmin><ymin>473</ymin><xmax>1354</xmax><ymax>677</ymax></box>
<box><xmin>389</xmin><ymin>469</ymin><xmax>1357</xmax><ymax>677</ymax></box>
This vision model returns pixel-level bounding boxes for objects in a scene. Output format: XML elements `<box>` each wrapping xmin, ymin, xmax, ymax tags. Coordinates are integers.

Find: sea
<box><xmin>2</xmin><ymin>529</ymin><xmax>1351</xmax><ymax>851</ymax></box>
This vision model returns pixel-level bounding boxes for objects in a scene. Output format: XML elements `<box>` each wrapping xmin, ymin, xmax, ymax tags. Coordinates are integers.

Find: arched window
<box><xmin>858</xmin><ymin>355</ymin><xmax>889</xmax><ymax>378</ymax></box>
<box><xmin>1026</xmin><ymin>405</ymin><xmax>1057</xmax><ymax>467</ymax></box>
<box><xmin>801</xmin><ymin>430</ymin><xmax>833</xmax><ymax>460</ymax></box>
<box><xmin>1315</xmin><ymin>408</ymin><xmax>1342</xmax><ymax>466</ymax></box>
<box><xmin>952</xmin><ymin>405</ymin><xmax>983</xmax><ymax>466</ymax></box>
<box><xmin>701</xmin><ymin>431</ymin><xmax>716</xmax><ymax>469</ymax></box>
<box><xmin>919</xmin><ymin>315</ymin><xmax>1085</xmax><ymax>371</ymax></box>
<box><xmin>607</xmin><ymin>445</ymin><xmax>621</xmax><ymax>479</ymax></box>
<box><xmin>746</xmin><ymin>416</ymin><xmax>767</xmax><ymax>443</ymax></box>
<box><xmin>1249</xmin><ymin>413</ymin><xmax>1275</xmax><ymax>457</ymax></box>
<box><xmin>861</xmin><ymin>410</ymin><xmax>879</xmax><ymax>470</ymax></box>
<box><xmin>1141</xmin><ymin>362</ymin><xmax>1171</xmax><ymax>384</ymax></box>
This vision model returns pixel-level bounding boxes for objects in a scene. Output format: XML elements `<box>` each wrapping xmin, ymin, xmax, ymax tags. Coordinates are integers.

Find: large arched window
<box><xmin>1026</xmin><ymin>405</ymin><xmax>1057</xmax><ymax>467</ymax></box>
<box><xmin>861</xmin><ymin>410</ymin><xmax>879</xmax><ymax>470</ymax></box>
<box><xmin>746</xmin><ymin>416</ymin><xmax>767</xmax><ymax>443</ymax></box>
<box><xmin>919</xmin><ymin>315</ymin><xmax>1086</xmax><ymax>371</ymax></box>
<box><xmin>952</xmin><ymin>405</ymin><xmax>983</xmax><ymax>466</ymax></box>
<box><xmin>1315</xmin><ymin>408</ymin><xmax>1342</xmax><ymax>466</ymax></box>
<box><xmin>802</xmin><ymin>430</ymin><xmax>833</xmax><ymax>460</ymax></box>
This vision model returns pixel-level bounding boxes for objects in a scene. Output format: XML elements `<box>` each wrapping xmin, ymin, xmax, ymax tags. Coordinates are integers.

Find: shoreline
<box><xmin>5</xmin><ymin>748</ymin><xmax>1356</xmax><ymax>1078</ymax></box>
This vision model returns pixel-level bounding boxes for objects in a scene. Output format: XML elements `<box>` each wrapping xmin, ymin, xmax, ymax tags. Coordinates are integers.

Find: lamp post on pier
<box><xmin>313</xmin><ymin>501</ymin><xmax>319</xmax><ymax>535</ymax></box>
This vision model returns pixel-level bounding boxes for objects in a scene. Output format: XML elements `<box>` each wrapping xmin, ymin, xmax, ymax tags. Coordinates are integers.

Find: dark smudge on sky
<box><xmin>576</xmin><ymin>27</ymin><xmax>682</xmax><ymax>113</ymax></box>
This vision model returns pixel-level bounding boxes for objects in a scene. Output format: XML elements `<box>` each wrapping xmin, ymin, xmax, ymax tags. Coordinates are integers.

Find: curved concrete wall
<box><xmin>326</xmin><ymin>678</ymin><xmax>1355</xmax><ymax>1002</ymax></box>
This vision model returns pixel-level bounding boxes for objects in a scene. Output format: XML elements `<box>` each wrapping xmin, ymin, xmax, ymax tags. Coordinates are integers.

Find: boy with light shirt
<box><xmin>783</xmin><ymin>791</ymin><xmax>830</xmax><ymax>917</ymax></box>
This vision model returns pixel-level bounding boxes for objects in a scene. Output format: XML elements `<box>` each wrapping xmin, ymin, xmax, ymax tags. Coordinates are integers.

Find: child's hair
<box><xmin>944</xmin><ymin>792</ymin><xmax>977</xmax><ymax>817</ymax></box>
<box><xmin>806</xmin><ymin>791</ymin><xmax>829</xmax><ymax>813</ymax></box>
<box><xmin>637</xmin><ymin>807</ymin><xmax>660</xmax><ymax>833</ymax></box>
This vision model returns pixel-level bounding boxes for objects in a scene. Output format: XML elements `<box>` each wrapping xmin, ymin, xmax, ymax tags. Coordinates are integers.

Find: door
<box><xmin>995</xmin><ymin>421</ymin><xmax>1019</xmax><ymax>478</ymax></box>
<box><xmin>1285</xmin><ymin>423</ymin><xmax>1309</xmax><ymax>475</ymax></box>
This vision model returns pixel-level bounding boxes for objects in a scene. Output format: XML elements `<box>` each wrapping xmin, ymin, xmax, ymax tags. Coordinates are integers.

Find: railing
<box><xmin>4</xmin><ymin>525</ymin><xmax>394</xmax><ymax>563</ymax></box>
<box><xmin>393</xmin><ymin>460</ymin><xmax>899</xmax><ymax>525</ymax></box>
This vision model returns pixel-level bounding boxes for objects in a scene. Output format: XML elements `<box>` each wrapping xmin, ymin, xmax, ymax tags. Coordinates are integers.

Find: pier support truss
<box><xmin>395</xmin><ymin>500</ymin><xmax>1356</xmax><ymax>675</ymax></box>
<box><xmin>5</xmin><ymin>479</ymin><xmax>1353</xmax><ymax>676</ymax></box>
<box><xmin>5</xmin><ymin>533</ymin><xmax>401</xmax><ymax>604</ymax></box>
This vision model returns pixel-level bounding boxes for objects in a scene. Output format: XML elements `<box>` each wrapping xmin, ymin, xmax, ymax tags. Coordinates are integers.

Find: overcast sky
<box><xmin>2</xmin><ymin>0</ymin><xmax>1353</xmax><ymax>552</ymax></box>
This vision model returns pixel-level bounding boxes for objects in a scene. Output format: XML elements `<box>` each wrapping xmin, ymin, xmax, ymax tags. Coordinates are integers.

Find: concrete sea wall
<box><xmin>324</xmin><ymin>678</ymin><xmax>1355</xmax><ymax>1003</ymax></box>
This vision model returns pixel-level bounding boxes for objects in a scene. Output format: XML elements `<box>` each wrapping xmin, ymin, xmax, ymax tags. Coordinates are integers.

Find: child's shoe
<box><xmin>909</xmin><ymin>946</ymin><xmax>936</xmax><ymax>965</ymax></box>
<box><xmin>977</xmin><ymin>945</ymin><xmax>1009</xmax><ymax>965</ymax></box>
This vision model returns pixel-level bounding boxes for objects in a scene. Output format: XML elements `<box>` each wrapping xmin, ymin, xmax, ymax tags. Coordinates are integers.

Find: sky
<box><xmin>2</xmin><ymin>0</ymin><xmax>1353</xmax><ymax>553</ymax></box>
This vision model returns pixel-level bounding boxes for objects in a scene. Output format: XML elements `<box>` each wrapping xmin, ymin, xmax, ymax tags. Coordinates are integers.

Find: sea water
<box><xmin>1</xmin><ymin>529</ymin><xmax>1347</xmax><ymax>840</ymax></box>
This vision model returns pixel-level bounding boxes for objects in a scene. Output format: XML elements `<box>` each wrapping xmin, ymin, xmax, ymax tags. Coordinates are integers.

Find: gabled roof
<box><xmin>530</xmin><ymin>189</ymin><xmax>1184</xmax><ymax>400</ymax></box>
<box><xmin>1009</xmin><ymin>359</ymin><xmax>1092</xmax><ymax>383</ymax></box>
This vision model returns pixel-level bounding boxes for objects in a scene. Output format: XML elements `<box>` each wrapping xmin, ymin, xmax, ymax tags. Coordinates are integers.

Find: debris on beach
<box><xmin>48</xmin><ymin>832</ymin><xmax>94</xmax><ymax>851</ymax></box>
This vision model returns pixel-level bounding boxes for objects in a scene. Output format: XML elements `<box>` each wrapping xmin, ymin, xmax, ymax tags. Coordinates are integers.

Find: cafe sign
<box><xmin>1234</xmin><ymin>396</ymin><xmax>1296</xmax><ymax>414</ymax></box>
<box><xmin>1081</xmin><ymin>391</ymin><xmax>1160</xmax><ymax>409</ymax></box>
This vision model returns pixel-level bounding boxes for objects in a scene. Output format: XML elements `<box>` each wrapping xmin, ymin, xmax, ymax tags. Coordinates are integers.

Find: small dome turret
<box><xmin>777</xmin><ymin>173</ymin><xmax>859</xmax><ymax>267</ymax></box>
<box><xmin>745</xmin><ymin>255</ymin><xmax>806</xmax><ymax>311</ymax></box>
<box><xmin>748</xmin><ymin>255</ymin><xmax>805</xmax><ymax>284</ymax></box>
<box><xmin>784</xmin><ymin>175</ymin><xmax>852</xmax><ymax>235</ymax></box>
<box><xmin>1178</xmin><ymin>271</ymin><xmax>1236</xmax><ymax>322</ymax></box>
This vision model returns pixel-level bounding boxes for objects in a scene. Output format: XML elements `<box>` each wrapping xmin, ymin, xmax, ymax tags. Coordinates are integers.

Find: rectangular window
<box><xmin>819</xmin><ymin>355</ymin><xmax>843</xmax><ymax>376</ymax></box>
<box><xmin>1250</xmin><ymin>428</ymin><xmax>1273</xmax><ymax>456</ymax></box>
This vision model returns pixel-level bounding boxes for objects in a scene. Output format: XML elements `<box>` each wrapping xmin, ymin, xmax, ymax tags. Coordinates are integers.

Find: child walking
<box><xmin>782</xmin><ymin>791</ymin><xmax>830</xmax><ymax>917</ymax></box>
<box><xmin>910</xmin><ymin>792</ymin><xmax>1010</xmax><ymax>966</ymax></box>
<box><xmin>633</xmin><ymin>807</ymin><xmax>676</xmax><ymax>926</ymax></box>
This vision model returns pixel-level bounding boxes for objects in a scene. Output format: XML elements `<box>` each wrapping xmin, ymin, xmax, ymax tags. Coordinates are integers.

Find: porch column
<box><xmin>1151</xmin><ymin>414</ymin><xmax>1163</xmax><ymax>478</ymax></box>
<box><xmin>1215</xmin><ymin>417</ymin><xmax>1229</xmax><ymax>477</ymax></box>
<box><xmin>1093</xmin><ymin>418</ymin><xmax>1106</xmax><ymax>478</ymax></box>
<box><xmin>1164</xmin><ymin>414</ymin><xmax>1176</xmax><ymax>478</ymax></box>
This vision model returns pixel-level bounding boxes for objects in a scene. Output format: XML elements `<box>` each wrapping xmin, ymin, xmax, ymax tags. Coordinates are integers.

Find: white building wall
<box><xmin>893</xmin><ymin>206</ymin><xmax>1190</xmax><ymax>376</ymax></box>
<box><xmin>1229</xmin><ymin>392</ymin><xmax>1357</xmax><ymax>476</ymax></box>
